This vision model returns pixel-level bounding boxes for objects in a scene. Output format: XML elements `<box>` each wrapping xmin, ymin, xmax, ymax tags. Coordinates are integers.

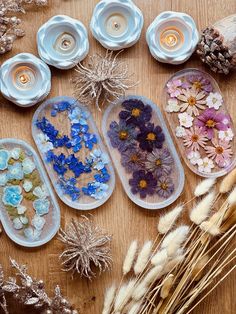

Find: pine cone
<box><xmin>197</xmin><ymin>15</ymin><xmax>236</xmax><ymax>74</ymax></box>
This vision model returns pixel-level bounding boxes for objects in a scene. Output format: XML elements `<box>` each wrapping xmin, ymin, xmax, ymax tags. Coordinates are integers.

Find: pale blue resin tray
<box><xmin>0</xmin><ymin>138</ymin><xmax>60</xmax><ymax>247</ymax></box>
<box><xmin>102</xmin><ymin>95</ymin><xmax>185</xmax><ymax>210</ymax></box>
<box><xmin>32</xmin><ymin>96</ymin><xmax>115</xmax><ymax>210</ymax></box>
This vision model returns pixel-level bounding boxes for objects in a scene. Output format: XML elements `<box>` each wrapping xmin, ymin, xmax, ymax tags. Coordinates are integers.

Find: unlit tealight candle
<box><xmin>54</xmin><ymin>32</ymin><xmax>76</xmax><ymax>55</ymax></box>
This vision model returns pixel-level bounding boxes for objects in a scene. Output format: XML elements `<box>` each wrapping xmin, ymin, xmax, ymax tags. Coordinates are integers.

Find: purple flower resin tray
<box><xmin>164</xmin><ymin>69</ymin><xmax>236</xmax><ymax>178</ymax></box>
<box><xmin>32</xmin><ymin>96</ymin><xmax>115</xmax><ymax>210</ymax></box>
<box><xmin>0</xmin><ymin>138</ymin><xmax>60</xmax><ymax>247</ymax></box>
<box><xmin>102</xmin><ymin>95</ymin><xmax>185</xmax><ymax>210</ymax></box>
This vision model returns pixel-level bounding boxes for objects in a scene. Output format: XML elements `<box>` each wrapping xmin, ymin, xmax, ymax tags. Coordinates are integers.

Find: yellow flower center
<box><xmin>119</xmin><ymin>130</ymin><xmax>128</xmax><ymax>140</ymax></box>
<box><xmin>191</xmin><ymin>134</ymin><xmax>199</xmax><ymax>142</ymax></box>
<box><xmin>147</xmin><ymin>132</ymin><xmax>156</xmax><ymax>141</ymax></box>
<box><xmin>131</xmin><ymin>108</ymin><xmax>141</xmax><ymax>117</ymax></box>
<box><xmin>188</xmin><ymin>96</ymin><xmax>196</xmax><ymax>106</ymax></box>
<box><xmin>206</xmin><ymin>119</ymin><xmax>215</xmax><ymax>128</ymax></box>
<box><xmin>155</xmin><ymin>159</ymin><xmax>162</xmax><ymax>166</ymax></box>
<box><xmin>131</xmin><ymin>154</ymin><xmax>138</xmax><ymax>162</ymax></box>
<box><xmin>139</xmin><ymin>179</ymin><xmax>147</xmax><ymax>189</ymax></box>
<box><xmin>215</xmin><ymin>146</ymin><xmax>224</xmax><ymax>154</ymax></box>
<box><xmin>161</xmin><ymin>183</ymin><xmax>168</xmax><ymax>190</ymax></box>
<box><xmin>193</xmin><ymin>81</ymin><xmax>202</xmax><ymax>90</ymax></box>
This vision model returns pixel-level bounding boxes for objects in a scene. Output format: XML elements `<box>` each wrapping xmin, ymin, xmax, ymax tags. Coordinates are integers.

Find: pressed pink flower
<box><xmin>167</xmin><ymin>79</ymin><xmax>182</xmax><ymax>98</ymax></box>
<box><xmin>205</xmin><ymin>139</ymin><xmax>233</xmax><ymax>168</ymax></box>
<box><xmin>177</xmin><ymin>88</ymin><xmax>206</xmax><ymax>116</ymax></box>
<box><xmin>183</xmin><ymin>126</ymin><xmax>208</xmax><ymax>151</ymax></box>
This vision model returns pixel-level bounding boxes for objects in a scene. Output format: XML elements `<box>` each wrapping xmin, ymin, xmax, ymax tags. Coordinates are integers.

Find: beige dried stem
<box><xmin>72</xmin><ymin>50</ymin><xmax>138</xmax><ymax>110</ymax></box>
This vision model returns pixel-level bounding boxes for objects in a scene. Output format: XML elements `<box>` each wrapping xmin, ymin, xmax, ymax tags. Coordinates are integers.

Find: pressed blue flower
<box><xmin>59</xmin><ymin>177</ymin><xmax>80</xmax><ymax>201</ymax></box>
<box><xmin>83</xmin><ymin>133</ymin><xmax>97</xmax><ymax>150</ymax></box>
<box><xmin>70</xmin><ymin>135</ymin><xmax>82</xmax><ymax>153</ymax></box>
<box><xmin>84</xmin><ymin>157</ymin><xmax>93</xmax><ymax>173</ymax></box>
<box><xmin>22</xmin><ymin>158</ymin><xmax>36</xmax><ymax>175</ymax></box>
<box><xmin>94</xmin><ymin>167</ymin><xmax>110</xmax><ymax>183</ymax></box>
<box><xmin>52</xmin><ymin>101</ymin><xmax>71</xmax><ymax>114</ymax></box>
<box><xmin>0</xmin><ymin>173</ymin><xmax>8</xmax><ymax>186</ymax></box>
<box><xmin>45</xmin><ymin>150</ymin><xmax>55</xmax><ymax>163</ymax></box>
<box><xmin>71</xmin><ymin>123</ymin><xmax>89</xmax><ymax>139</ymax></box>
<box><xmin>53</xmin><ymin>135</ymin><xmax>70</xmax><ymax>148</ymax></box>
<box><xmin>52</xmin><ymin>153</ymin><xmax>67</xmax><ymax>176</ymax></box>
<box><xmin>2</xmin><ymin>185</ymin><xmax>23</xmax><ymax>207</ymax></box>
<box><xmin>8</xmin><ymin>162</ymin><xmax>24</xmax><ymax>180</ymax></box>
<box><xmin>69</xmin><ymin>107</ymin><xmax>90</xmax><ymax>125</ymax></box>
<box><xmin>32</xmin><ymin>215</ymin><xmax>46</xmax><ymax>230</ymax></box>
<box><xmin>82</xmin><ymin>181</ymin><xmax>109</xmax><ymax>200</ymax></box>
<box><xmin>0</xmin><ymin>149</ymin><xmax>10</xmax><ymax>170</ymax></box>
<box><xmin>90</xmin><ymin>148</ymin><xmax>109</xmax><ymax>170</ymax></box>
<box><xmin>33</xmin><ymin>198</ymin><xmax>50</xmax><ymax>216</ymax></box>
<box><xmin>36</xmin><ymin>117</ymin><xmax>59</xmax><ymax>140</ymax></box>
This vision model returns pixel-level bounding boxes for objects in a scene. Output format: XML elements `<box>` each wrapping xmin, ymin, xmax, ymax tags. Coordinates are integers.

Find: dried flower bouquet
<box><xmin>102</xmin><ymin>169</ymin><xmax>236</xmax><ymax>314</ymax></box>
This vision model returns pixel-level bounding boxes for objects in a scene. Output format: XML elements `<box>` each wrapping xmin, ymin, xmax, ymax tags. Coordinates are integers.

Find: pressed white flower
<box><xmin>161</xmin><ymin>226</ymin><xmax>190</xmax><ymax>256</ymax></box>
<box><xmin>36</xmin><ymin>133</ymin><xmax>54</xmax><ymax>153</ymax></box>
<box><xmin>197</xmin><ymin>157</ymin><xmax>215</xmax><ymax>173</ymax></box>
<box><xmin>157</xmin><ymin>205</ymin><xmax>183</xmax><ymax>234</ymax></box>
<box><xmin>206</xmin><ymin>92</ymin><xmax>223</xmax><ymax>110</ymax></box>
<box><xmin>166</xmin><ymin>98</ymin><xmax>180</xmax><ymax>112</ymax></box>
<box><xmin>22</xmin><ymin>180</ymin><xmax>33</xmax><ymax>192</ymax></box>
<box><xmin>143</xmin><ymin>265</ymin><xmax>163</xmax><ymax>285</ymax></box>
<box><xmin>194</xmin><ymin>178</ymin><xmax>216</xmax><ymax>197</ymax></box>
<box><xmin>134</xmin><ymin>241</ymin><xmax>152</xmax><ymax>275</ymax></box>
<box><xmin>178</xmin><ymin>112</ymin><xmax>194</xmax><ymax>128</ymax></box>
<box><xmin>33</xmin><ymin>185</ymin><xmax>49</xmax><ymax>199</ymax></box>
<box><xmin>22</xmin><ymin>157</ymin><xmax>36</xmax><ymax>175</ymax></box>
<box><xmin>17</xmin><ymin>205</ymin><xmax>27</xmax><ymax>215</ymax></box>
<box><xmin>190</xmin><ymin>191</ymin><xmax>216</xmax><ymax>225</ymax></box>
<box><xmin>187</xmin><ymin>151</ymin><xmax>201</xmax><ymax>166</ymax></box>
<box><xmin>128</xmin><ymin>301</ymin><xmax>142</xmax><ymax>314</ymax></box>
<box><xmin>228</xmin><ymin>186</ymin><xmax>236</xmax><ymax>205</ymax></box>
<box><xmin>123</xmin><ymin>240</ymin><xmax>138</xmax><ymax>275</ymax></box>
<box><xmin>102</xmin><ymin>285</ymin><xmax>116</xmax><ymax>314</ymax></box>
<box><xmin>175</xmin><ymin>126</ymin><xmax>187</xmax><ymax>138</ymax></box>
<box><xmin>10</xmin><ymin>148</ymin><xmax>21</xmax><ymax>160</ymax></box>
<box><xmin>219</xmin><ymin>128</ymin><xmax>234</xmax><ymax>142</ymax></box>
<box><xmin>151</xmin><ymin>249</ymin><xmax>168</xmax><ymax>266</ymax></box>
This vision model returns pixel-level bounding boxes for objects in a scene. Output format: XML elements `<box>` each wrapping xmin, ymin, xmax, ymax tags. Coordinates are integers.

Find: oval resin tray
<box><xmin>102</xmin><ymin>95</ymin><xmax>185</xmax><ymax>209</ymax></box>
<box><xmin>163</xmin><ymin>69</ymin><xmax>236</xmax><ymax>178</ymax></box>
<box><xmin>32</xmin><ymin>96</ymin><xmax>115</xmax><ymax>210</ymax></box>
<box><xmin>0</xmin><ymin>138</ymin><xmax>60</xmax><ymax>247</ymax></box>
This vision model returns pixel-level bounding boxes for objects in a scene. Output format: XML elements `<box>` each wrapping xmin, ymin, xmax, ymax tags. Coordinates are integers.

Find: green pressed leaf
<box><xmin>8</xmin><ymin>179</ymin><xmax>21</xmax><ymax>185</ymax></box>
<box><xmin>19</xmin><ymin>152</ymin><xmax>25</xmax><ymax>161</ymax></box>
<box><xmin>24</xmin><ymin>192</ymin><xmax>37</xmax><ymax>201</ymax></box>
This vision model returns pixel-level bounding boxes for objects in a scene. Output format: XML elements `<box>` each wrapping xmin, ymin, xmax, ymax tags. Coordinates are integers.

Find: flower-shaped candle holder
<box><xmin>0</xmin><ymin>53</ymin><xmax>51</xmax><ymax>107</ymax></box>
<box><xmin>163</xmin><ymin>69</ymin><xmax>236</xmax><ymax>178</ymax></box>
<box><xmin>37</xmin><ymin>15</ymin><xmax>89</xmax><ymax>70</ymax></box>
<box><xmin>90</xmin><ymin>0</ymin><xmax>143</xmax><ymax>50</ymax></box>
<box><xmin>32</xmin><ymin>96</ymin><xmax>115</xmax><ymax>210</ymax></box>
<box><xmin>102</xmin><ymin>95</ymin><xmax>185</xmax><ymax>210</ymax></box>
<box><xmin>146</xmin><ymin>11</ymin><xmax>199</xmax><ymax>65</ymax></box>
<box><xmin>0</xmin><ymin>138</ymin><xmax>60</xmax><ymax>247</ymax></box>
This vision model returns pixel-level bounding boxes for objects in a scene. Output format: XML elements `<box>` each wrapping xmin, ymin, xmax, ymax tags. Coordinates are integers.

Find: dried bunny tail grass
<box><xmin>160</xmin><ymin>274</ymin><xmax>174</xmax><ymax>299</ymax></box>
<box><xmin>127</xmin><ymin>301</ymin><xmax>142</xmax><ymax>314</ymax></box>
<box><xmin>143</xmin><ymin>265</ymin><xmax>163</xmax><ymax>285</ymax></box>
<box><xmin>219</xmin><ymin>168</ymin><xmax>236</xmax><ymax>193</ymax></box>
<box><xmin>161</xmin><ymin>225</ymin><xmax>190</xmax><ymax>256</ymax></box>
<box><xmin>191</xmin><ymin>255</ymin><xmax>209</xmax><ymax>281</ymax></box>
<box><xmin>220</xmin><ymin>211</ymin><xmax>236</xmax><ymax>233</ymax></box>
<box><xmin>114</xmin><ymin>280</ymin><xmax>136</xmax><ymax>312</ymax></box>
<box><xmin>151</xmin><ymin>249</ymin><xmax>168</xmax><ymax>266</ymax></box>
<box><xmin>163</xmin><ymin>254</ymin><xmax>185</xmax><ymax>274</ymax></box>
<box><xmin>223</xmin><ymin>204</ymin><xmax>236</xmax><ymax>222</ymax></box>
<box><xmin>227</xmin><ymin>186</ymin><xmax>236</xmax><ymax>205</ymax></box>
<box><xmin>157</xmin><ymin>205</ymin><xmax>183</xmax><ymax>234</ymax></box>
<box><xmin>114</xmin><ymin>284</ymin><xmax>128</xmax><ymax>312</ymax></box>
<box><xmin>194</xmin><ymin>178</ymin><xmax>216</xmax><ymax>197</ymax></box>
<box><xmin>102</xmin><ymin>285</ymin><xmax>116</xmax><ymax>314</ymax></box>
<box><xmin>123</xmin><ymin>240</ymin><xmax>138</xmax><ymax>275</ymax></box>
<box><xmin>200</xmin><ymin>221</ymin><xmax>221</xmax><ymax>236</ymax></box>
<box><xmin>132</xmin><ymin>282</ymin><xmax>148</xmax><ymax>301</ymax></box>
<box><xmin>190</xmin><ymin>191</ymin><xmax>216</xmax><ymax>225</ymax></box>
<box><xmin>134</xmin><ymin>241</ymin><xmax>153</xmax><ymax>275</ymax></box>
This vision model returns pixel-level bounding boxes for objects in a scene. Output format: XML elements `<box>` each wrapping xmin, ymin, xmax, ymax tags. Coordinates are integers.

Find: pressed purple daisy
<box><xmin>187</xmin><ymin>74</ymin><xmax>213</xmax><ymax>93</ymax></box>
<box><xmin>137</xmin><ymin>123</ymin><xmax>165</xmax><ymax>152</ymax></box>
<box><xmin>107</xmin><ymin>120</ymin><xmax>137</xmax><ymax>152</ymax></box>
<box><xmin>119</xmin><ymin>99</ymin><xmax>152</xmax><ymax>126</ymax></box>
<box><xmin>129</xmin><ymin>170</ymin><xmax>157</xmax><ymax>199</ymax></box>
<box><xmin>145</xmin><ymin>148</ymin><xmax>173</xmax><ymax>177</ymax></box>
<box><xmin>121</xmin><ymin>146</ymin><xmax>146</xmax><ymax>173</ymax></box>
<box><xmin>156</xmin><ymin>176</ymin><xmax>174</xmax><ymax>199</ymax></box>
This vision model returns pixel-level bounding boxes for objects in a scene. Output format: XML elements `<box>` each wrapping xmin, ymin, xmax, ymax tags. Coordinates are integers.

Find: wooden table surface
<box><xmin>0</xmin><ymin>0</ymin><xmax>235</xmax><ymax>313</ymax></box>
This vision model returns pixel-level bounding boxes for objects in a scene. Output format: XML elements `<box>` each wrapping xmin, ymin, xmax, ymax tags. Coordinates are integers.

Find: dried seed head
<box><xmin>194</xmin><ymin>178</ymin><xmax>216</xmax><ymax>197</ymax></box>
<box><xmin>191</xmin><ymin>255</ymin><xmax>209</xmax><ymax>281</ymax></box>
<box><xmin>219</xmin><ymin>168</ymin><xmax>236</xmax><ymax>193</ymax></box>
<box><xmin>227</xmin><ymin>186</ymin><xmax>236</xmax><ymax>205</ymax></box>
<box><xmin>151</xmin><ymin>249</ymin><xmax>168</xmax><ymax>266</ymax></box>
<box><xmin>190</xmin><ymin>191</ymin><xmax>216</xmax><ymax>225</ymax></box>
<box><xmin>102</xmin><ymin>285</ymin><xmax>116</xmax><ymax>314</ymax></box>
<box><xmin>157</xmin><ymin>205</ymin><xmax>183</xmax><ymax>234</ymax></box>
<box><xmin>114</xmin><ymin>284</ymin><xmax>128</xmax><ymax>312</ymax></box>
<box><xmin>123</xmin><ymin>240</ymin><xmax>138</xmax><ymax>275</ymax></box>
<box><xmin>143</xmin><ymin>265</ymin><xmax>163</xmax><ymax>286</ymax></box>
<box><xmin>132</xmin><ymin>282</ymin><xmax>147</xmax><ymax>301</ymax></box>
<box><xmin>200</xmin><ymin>221</ymin><xmax>221</xmax><ymax>236</ymax></box>
<box><xmin>161</xmin><ymin>226</ymin><xmax>190</xmax><ymax>257</ymax></box>
<box><xmin>160</xmin><ymin>274</ymin><xmax>174</xmax><ymax>299</ymax></box>
<box><xmin>134</xmin><ymin>241</ymin><xmax>152</xmax><ymax>275</ymax></box>
<box><xmin>127</xmin><ymin>301</ymin><xmax>142</xmax><ymax>314</ymax></box>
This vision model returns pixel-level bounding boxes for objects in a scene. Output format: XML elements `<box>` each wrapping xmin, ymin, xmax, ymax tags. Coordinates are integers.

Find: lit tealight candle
<box><xmin>54</xmin><ymin>32</ymin><xmax>76</xmax><ymax>55</ymax></box>
<box><xmin>13</xmin><ymin>66</ymin><xmax>36</xmax><ymax>90</ymax></box>
<box><xmin>160</xmin><ymin>27</ymin><xmax>184</xmax><ymax>51</ymax></box>
<box><xmin>105</xmin><ymin>13</ymin><xmax>128</xmax><ymax>37</ymax></box>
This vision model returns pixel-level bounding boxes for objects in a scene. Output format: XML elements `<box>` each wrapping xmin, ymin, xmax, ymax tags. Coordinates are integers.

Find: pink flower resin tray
<box><xmin>102</xmin><ymin>95</ymin><xmax>185</xmax><ymax>210</ymax></box>
<box><xmin>163</xmin><ymin>69</ymin><xmax>236</xmax><ymax>178</ymax></box>
<box><xmin>0</xmin><ymin>138</ymin><xmax>60</xmax><ymax>247</ymax></box>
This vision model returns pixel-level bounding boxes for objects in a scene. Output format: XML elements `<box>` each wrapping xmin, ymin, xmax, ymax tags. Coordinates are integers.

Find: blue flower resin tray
<box><xmin>32</xmin><ymin>96</ymin><xmax>115</xmax><ymax>210</ymax></box>
<box><xmin>0</xmin><ymin>138</ymin><xmax>60</xmax><ymax>247</ymax></box>
<box><xmin>102</xmin><ymin>96</ymin><xmax>185</xmax><ymax>210</ymax></box>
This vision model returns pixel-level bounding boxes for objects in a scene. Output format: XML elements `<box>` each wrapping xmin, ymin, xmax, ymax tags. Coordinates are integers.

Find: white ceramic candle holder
<box><xmin>0</xmin><ymin>53</ymin><xmax>51</xmax><ymax>107</ymax></box>
<box><xmin>146</xmin><ymin>11</ymin><xmax>199</xmax><ymax>65</ymax></box>
<box><xmin>90</xmin><ymin>0</ymin><xmax>144</xmax><ymax>50</ymax></box>
<box><xmin>37</xmin><ymin>15</ymin><xmax>89</xmax><ymax>70</ymax></box>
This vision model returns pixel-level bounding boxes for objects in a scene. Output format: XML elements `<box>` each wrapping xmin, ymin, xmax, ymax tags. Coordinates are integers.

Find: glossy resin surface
<box><xmin>0</xmin><ymin>139</ymin><xmax>60</xmax><ymax>247</ymax></box>
<box><xmin>102</xmin><ymin>95</ymin><xmax>184</xmax><ymax>210</ymax></box>
<box><xmin>32</xmin><ymin>96</ymin><xmax>115</xmax><ymax>210</ymax></box>
<box><xmin>163</xmin><ymin>69</ymin><xmax>236</xmax><ymax>177</ymax></box>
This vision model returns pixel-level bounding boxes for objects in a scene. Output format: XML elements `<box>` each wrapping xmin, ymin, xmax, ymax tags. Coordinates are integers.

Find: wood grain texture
<box><xmin>0</xmin><ymin>0</ymin><xmax>236</xmax><ymax>313</ymax></box>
